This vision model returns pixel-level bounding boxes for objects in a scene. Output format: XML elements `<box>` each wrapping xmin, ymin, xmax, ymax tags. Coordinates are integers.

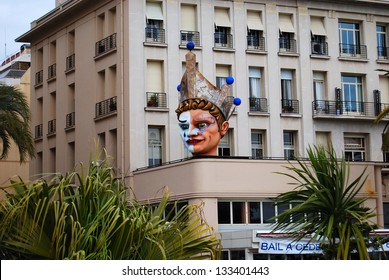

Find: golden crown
<box><xmin>177</xmin><ymin>42</ymin><xmax>241</xmax><ymax>120</ymax></box>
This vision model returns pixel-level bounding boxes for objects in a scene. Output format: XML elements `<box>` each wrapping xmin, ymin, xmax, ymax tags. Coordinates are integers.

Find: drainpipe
<box><xmin>120</xmin><ymin>0</ymin><xmax>125</xmax><ymax>182</ymax></box>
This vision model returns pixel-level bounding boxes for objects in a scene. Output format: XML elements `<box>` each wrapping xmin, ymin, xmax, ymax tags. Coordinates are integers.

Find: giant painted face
<box><xmin>178</xmin><ymin>109</ymin><xmax>229</xmax><ymax>156</ymax></box>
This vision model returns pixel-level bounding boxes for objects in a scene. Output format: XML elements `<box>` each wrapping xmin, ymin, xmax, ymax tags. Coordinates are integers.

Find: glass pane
<box><xmin>277</xmin><ymin>203</ymin><xmax>289</xmax><ymax>215</ymax></box>
<box><xmin>230</xmin><ymin>250</ymin><xmax>245</xmax><ymax>260</ymax></box>
<box><xmin>218</xmin><ymin>202</ymin><xmax>231</xmax><ymax>224</ymax></box>
<box><xmin>232</xmin><ymin>202</ymin><xmax>245</xmax><ymax>224</ymax></box>
<box><xmin>249</xmin><ymin>202</ymin><xmax>261</xmax><ymax>223</ymax></box>
<box><xmin>263</xmin><ymin>201</ymin><xmax>275</xmax><ymax>223</ymax></box>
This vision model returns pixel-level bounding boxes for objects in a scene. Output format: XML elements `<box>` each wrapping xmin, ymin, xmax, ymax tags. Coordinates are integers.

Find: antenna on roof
<box><xmin>4</xmin><ymin>25</ymin><xmax>7</xmax><ymax>57</ymax></box>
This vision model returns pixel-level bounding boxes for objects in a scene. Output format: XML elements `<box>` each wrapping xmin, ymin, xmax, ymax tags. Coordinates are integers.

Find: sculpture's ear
<box><xmin>220</xmin><ymin>121</ymin><xmax>229</xmax><ymax>137</ymax></box>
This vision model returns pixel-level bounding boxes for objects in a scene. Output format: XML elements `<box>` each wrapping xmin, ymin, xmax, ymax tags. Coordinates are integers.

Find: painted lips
<box><xmin>186</xmin><ymin>139</ymin><xmax>203</xmax><ymax>145</ymax></box>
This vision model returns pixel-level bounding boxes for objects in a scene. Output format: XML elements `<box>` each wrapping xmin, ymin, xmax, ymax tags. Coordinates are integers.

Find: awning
<box><xmin>279</xmin><ymin>14</ymin><xmax>294</xmax><ymax>33</ymax></box>
<box><xmin>181</xmin><ymin>5</ymin><xmax>196</xmax><ymax>31</ymax></box>
<box><xmin>311</xmin><ymin>17</ymin><xmax>326</xmax><ymax>36</ymax></box>
<box><xmin>247</xmin><ymin>11</ymin><xmax>264</xmax><ymax>30</ymax></box>
<box><xmin>146</xmin><ymin>2</ymin><xmax>163</xmax><ymax>21</ymax></box>
<box><xmin>215</xmin><ymin>8</ymin><xmax>231</xmax><ymax>27</ymax></box>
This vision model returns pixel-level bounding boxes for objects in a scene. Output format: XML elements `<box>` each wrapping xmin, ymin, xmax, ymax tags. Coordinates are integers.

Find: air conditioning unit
<box><xmin>312</xmin><ymin>43</ymin><xmax>322</xmax><ymax>54</ymax></box>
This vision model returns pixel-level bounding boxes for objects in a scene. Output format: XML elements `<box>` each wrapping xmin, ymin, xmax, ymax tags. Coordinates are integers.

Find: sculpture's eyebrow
<box><xmin>178</xmin><ymin>118</ymin><xmax>188</xmax><ymax>123</ymax></box>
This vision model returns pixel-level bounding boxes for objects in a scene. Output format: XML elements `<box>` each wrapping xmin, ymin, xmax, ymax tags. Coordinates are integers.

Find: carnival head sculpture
<box><xmin>175</xmin><ymin>42</ymin><xmax>241</xmax><ymax>156</ymax></box>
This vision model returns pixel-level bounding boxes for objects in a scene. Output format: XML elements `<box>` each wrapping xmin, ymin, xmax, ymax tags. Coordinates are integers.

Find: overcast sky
<box><xmin>0</xmin><ymin>0</ymin><xmax>54</xmax><ymax>60</ymax></box>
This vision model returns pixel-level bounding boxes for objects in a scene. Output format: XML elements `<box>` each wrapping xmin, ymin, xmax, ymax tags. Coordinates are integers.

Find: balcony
<box><xmin>377</xmin><ymin>46</ymin><xmax>389</xmax><ymax>60</ymax></box>
<box><xmin>35</xmin><ymin>124</ymin><xmax>43</xmax><ymax>140</ymax></box>
<box><xmin>312</xmin><ymin>100</ymin><xmax>389</xmax><ymax>119</ymax></box>
<box><xmin>35</xmin><ymin>70</ymin><xmax>43</xmax><ymax>86</ymax></box>
<box><xmin>339</xmin><ymin>43</ymin><xmax>367</xmax><ymax>59</ymax></box>
<box><xmin>145</xmin><ymin>27</ymin><xmax>165</xmax><ymax>44</ymax></box>
<box><xmin>247</xmin><ymin>36</ymin><xmax>266</xmax><ymax>52</ymax></box>
<box><xmin>180</xmin><ymin>30</ymin><xmax>200</xmax><ymax>46</ymax></box>
<box><xmin>66</xmin><ymin>54</ymin><xmax>75</xmax><ymax>71</ymax></box>
<box><xmin>95</xmin><ymin>96</ymin><xmax>117</xmax><ymax>119</ymax></box>
<box><xmin>279</xmin><ymin>38</ymin><xmax>297</xmax><ymax>54</ymax></box>
<box><xmin>249</xmin><ymin>97</ymin><xmax>268</xmax><ymax>113</ymax></box>
<box><xmin>65</xmin><ymin>112</ymin><xmax>75</xmax><ymax>129</ymax></box>
<box><xmin>281</xmin><ymin>99</ymin><xmax>299</xmax><ymax>114</ymax></box>
<box><xmin>214</xmin><ymin>32</ymin><xmax>233</xmax><ymax>49</ymax></box>
<box><xmin>95</xmin><ymin>33</ymin><xmax>117</xmax><ymax>57</ymax></box>
<box><xmin>48</xmin><ymin>64</ymin><xmax>56</xmax><ymax>80</ymax></box>
<box><xmin>48</xmin><ymin>119</ymin><xmax>56</xmax><ymax>136</ymax></box>
<box><xmin>311</xmin><ymin>41</ymin><xmax>328</xmax><ymax>56</ymax></box>
<box><xmin>146</xmin><ymin>92</ymin><xmax>167</xmax><ymax>109</ymax></box>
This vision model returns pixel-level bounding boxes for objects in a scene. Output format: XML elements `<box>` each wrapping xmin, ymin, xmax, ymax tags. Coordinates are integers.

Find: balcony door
<box><xmin>341</xmin><ymin>75</ymin><xmax>363</xmax><ymax>113</ymax></box>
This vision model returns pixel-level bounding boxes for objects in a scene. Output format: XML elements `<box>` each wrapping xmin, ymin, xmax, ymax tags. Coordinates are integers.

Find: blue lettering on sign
<box><xmin>260</xmin><ymin>242</ymin><xmax>284</xmax><ymax>251</ymax></box>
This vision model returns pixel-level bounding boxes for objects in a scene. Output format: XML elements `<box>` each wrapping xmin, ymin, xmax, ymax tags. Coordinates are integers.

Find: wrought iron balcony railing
<box><xmin>95</xmin><ymin>33</ymin><xmax>117</xmax><ymax>56</ymax></box>
<box><xmin>48</xmin><ymin>119</ymin><xmax>56</xmax><ymax>136</ymax></box>
<box><xmin>279</xmin><ymin>38</ymin><xmax>297</xmax><ymax>53</ymax></box>
<box><xmin>247</xmin><ymin>36</ymin><xmax>266</xmax><ymax>51</ymax></box>
<box><xmin>48</xmin><ymin>64</ymin><xmax>56</xmax><ymax>80</ymax></box>
<box><xmin>145</xmin><ymin>27</ymin><xmax>166</xmax><ymax>43</ymax></box>
<box><xmin>66</xmin><ymin>112</ymin><xmax>75</xmax><ymax>129</ymax></box>
<box><xmin>281</xmin><ymin>99</ymin><xmax>299</xmax><ymax>114</ymax></box>
<box><xmin>339</xmin><ymin>43</ymin><xmax>367</xmax><ymax>59</ymax></box>
<box><xmin>146</xmin><ymin>92</ymin><xmax>167</xmax><ymax>108</ymax></box>
<box><xmin>66</xmin><ymin>54</ymin><xmax>75</xmax><ymax>71</ymax></box>
<box><xmin>35</xmin><ymin>70</ymin><xmax>43</xmax><ymax>86</ymax></box>
<box><xmin>249</xmin><ymin>97</ymin><xmax>268</xmax><ymax>113</ymax></box>
<box><xmin>95</xmin><ymin>96</ymin><xmax>117</xmax><ymax>118</ymax></box>
<box><xmin>180</xmin><ymin>30</ymin><xmax>200</xmax><ymax>46</ymax></box>
<box><xmin>312</xmin><ymin>100</ymin><xmax>389</xmax><ymax>118</ymax></box>
<box><xmin>311</xmin><ymin>41</ymin><xmax>328</xmax><ymax>56</ymax></box>
<box><xmin>35</xmin><ymin>124</ymin><xmax>43</xmax><ymax>139</ymax></box>
<box><xmin>214</xmin><ymin>33</ymin><xmax>233</xmax><ymax>49</ymax></box>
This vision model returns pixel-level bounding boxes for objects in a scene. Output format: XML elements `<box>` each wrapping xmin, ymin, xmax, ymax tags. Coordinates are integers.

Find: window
<box><xmin>214</xmin><ymin>8</ymin><xmax>232</xmax><ymax>48</ymax></box>
<box><xmin>279</xmin><ymin>14</ymin><xmax>295</xmax><ymax>52</ymax></box>
<box><xmin>180</xmin><ymin>4</ymin><xmax>199</xmax><ymax>45</ymax></box>
<box><xmin>148</xmin><ymin>127</ymin><xmax>163</xmax><ymax>166</ymax></box>
<box><xmin>313</xmin><ymin>72</ymin><xmax>326</xmax><ymax>111</ymax></box>
<box><xmin>249</xmin><ymin>67</ymin><xmax>261</xmax><ymax>98</ymax></box>
<box><xmin>216</xmin><ymin>65</ymin><xmax>230</xmax><ymax>88</ymax></box>
<box><xmin>313</xmin><ymin>72</ymin><xmax>325</xmax><ymax>101</ymax></box>
<box><xmin>218</xmin><ymin>201</ymin><xmax>277</xmax><ymax>225</ymax></box>
<box><xmin>146</xmin><ymin>1</ymin><xmax>164</xmax><ymax>43</ymax></box>
<box><xmin>341</xmin><ymin>75</ymin><xmax>363</xmax><ymax>113</ymax></box>
<box><xmin>251</xmin><ymin>130</ymin><xmax>264</xmax><ymax>159</ymax></box>
<box><xmin>218</xmin><ymin>130</ymin><xmax>231</xmax><ymax>156</ymax></box>
<box><xmin>281</xmin><ymin>69</ymin><xmax>295</xmax><ymax>112</ymax></box>
<box><xmin>146</xmin><ymin>60</ymin><xmax>165</xmax><ymax>107</ymax></box>
<box><xmin>283</xmin><ymin>131</ymin><xmax>296</xmax><ymax>159</ymax></box>
<box><xmin>339</xmin><ymin>22</ymin><xmax>361</xmax><ymax>56</ymax></box>
<box><xmin>262</xmin><ymin>201</ymin><xmax>276</xmax><ymax>223</ymax></box>
<box><xmin>247</xmin><ymin>10</ymin><xmax>264</xmax><ymax>50</ymax></box>
<box><xmin>230</xmin><ymin>250</ymin><xmax>245</xmax><ymax>260</ymax></box>
<box><xmin>377</xmin><ymin>24</ymin><xmax>388</xmax><ymax>58</ymax></box>
<box><xmin>344</xmin><ymin>135</ymin><xmax>366</xmax><ymax>161</ymax></box>
<box><xmin>310</xmin><ymin>17</ymin><xmax>327</xmax><ymax>55</ymax></box>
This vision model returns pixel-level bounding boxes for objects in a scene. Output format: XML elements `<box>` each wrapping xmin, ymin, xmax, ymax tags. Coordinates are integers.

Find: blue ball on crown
<box><xmin>233</xmin><ymin>97</ymin><xmax>241</xmax><ymax>106</ymax></box>
<box><xmin>226</xmin><ymin>76</ymin><xmax>234</xmax><ymax>85</ymax></box>
<box><xmin>187</xmin><ymin>41</ymin><xmax>195</xmax><ymax>50</ymax></box>
<box><xmin>177</xmin><ymin>84</ymin><xmax>181</xmax><ymax>91</ymax></box>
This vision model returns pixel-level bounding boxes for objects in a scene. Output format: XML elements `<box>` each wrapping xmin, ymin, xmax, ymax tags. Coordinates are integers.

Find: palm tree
<box><xmin>272</xmin><ymin>145</ymin><xmax>379</xmax><ymax>260</ymax></box>
<box><xmin>0</xmin><ymin>152</ymin><xmax>221</xmax><ymax>260</ymax></box>
<box><xmin>0</xmin><ymin>84</ymin><xmax>35</xmax><ymax>162</ymax></box>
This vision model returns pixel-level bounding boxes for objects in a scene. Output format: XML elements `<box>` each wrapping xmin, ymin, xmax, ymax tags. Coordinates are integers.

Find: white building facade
<box><xmin>18</xmin><ymin>0</ymin><xmax>389</xmax><ymax>259</ymax></box>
